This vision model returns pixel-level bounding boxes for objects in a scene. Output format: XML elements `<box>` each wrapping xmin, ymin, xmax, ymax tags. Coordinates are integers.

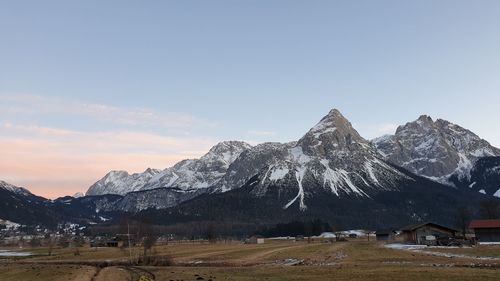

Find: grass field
<box><xmin>1</xmin><ymin>240</ymin><xmax>499</xmax><ymax>280</ymax></box>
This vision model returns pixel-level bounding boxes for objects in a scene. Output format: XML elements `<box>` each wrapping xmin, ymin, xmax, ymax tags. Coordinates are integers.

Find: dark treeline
<box><xmin>256</xmin><ymin>219</ymin><xmax>331</xmax><ymax>237</ymax></box>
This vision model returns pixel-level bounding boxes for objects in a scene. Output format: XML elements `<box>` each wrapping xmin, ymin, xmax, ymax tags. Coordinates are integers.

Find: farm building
<box><xmin>400</xmin><ymin>222</ymin><xmax>457</xmax><ymax>245</ymax></box>
<box><xmin>246</xmin><ymin>236</ymin><xmax>265</xmax><ymax>244</ymax></box>
<box><xmin>469</xmin><ymin>220</ymin><xmax>500</xmax><ymax>243</ymax></box>
<box><xmin>375</xmin><ymin>230</ymin><xmax>396</xmax><ymax>241</ymax></box>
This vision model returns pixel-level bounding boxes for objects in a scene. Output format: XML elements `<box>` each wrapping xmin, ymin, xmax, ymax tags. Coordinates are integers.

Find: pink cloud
<box><xmin>0</xmin><ymin>126</ymin><xmax>216</xmax><ymax>199</ymax></box>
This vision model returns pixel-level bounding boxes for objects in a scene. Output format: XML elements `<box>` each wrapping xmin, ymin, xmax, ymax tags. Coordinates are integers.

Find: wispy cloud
<box><xmin>0</xmin><ymin>122</ymin><xmax>216</xmax><ymax>198</ymax></box>
<box><xmin>0</xmin><ymin>94</ymin><xmax>217</xmax><ymax>130</ymax></box>
<box><xmin>0</xmin><ymin>94</ymin><xmax>223</xmax><ymax>198</ymax></box>
<box><xmin>0</xmin><ymin>94</ymin><xmax>221</xmax><ymax>197</ymax></box>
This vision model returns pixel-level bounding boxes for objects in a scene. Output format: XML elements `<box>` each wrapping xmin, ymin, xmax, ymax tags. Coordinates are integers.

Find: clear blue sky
<box><xmin>1</xmin><ymin>0</ymin><xmax>500</xmax><ymax>197</ymax></box>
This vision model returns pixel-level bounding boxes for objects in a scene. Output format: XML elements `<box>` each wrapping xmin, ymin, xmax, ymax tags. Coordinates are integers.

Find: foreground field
<box><xmin>1</xmin><ymin>240</ymin><xmax>499</xmax><ymax>280</ymax></box>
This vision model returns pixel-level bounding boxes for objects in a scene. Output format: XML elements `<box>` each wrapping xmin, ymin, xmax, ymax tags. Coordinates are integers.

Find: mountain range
<box><xmin>1</xmin><ymin>109</ymin><xmax>499</xmax><ymax>230</ymax></box>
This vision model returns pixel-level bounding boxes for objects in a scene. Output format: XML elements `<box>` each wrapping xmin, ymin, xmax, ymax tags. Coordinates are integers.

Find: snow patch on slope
<box><xmin>285</xmin><ymin>167</ymin><xmax>307</xmax><ymax>210</ymax></box>
<box><xmin>494</xmin><ymin>188</ymin><xmax>500</xmax><ymax>198</ymax></box>
<box><xmin>269</xmin><ymin>167</ymin><xmax>289</xmax><ymax>181</ymax></box>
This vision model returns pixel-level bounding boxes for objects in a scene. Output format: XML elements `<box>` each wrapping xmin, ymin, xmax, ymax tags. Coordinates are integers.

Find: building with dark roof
<box><xmin>400</xmin><ymin>222</ymin><xmax>457</xmax><ymax>245</ymax></box>
<box><xmin>375</xmin><ymin>229</ymin><xmax>396</xmax><ymax>241</ymax></box>
<box><xmin>469</xmin><ymin>220</ymin><xmax>500</xmax><ymax>243</ymax></box>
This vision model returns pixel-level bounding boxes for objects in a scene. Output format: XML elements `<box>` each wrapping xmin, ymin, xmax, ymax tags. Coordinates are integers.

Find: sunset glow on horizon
<box><xmin>2</xmin><ymin>1</ymin><xmax>500</xmax><ymax>198</ymax></box>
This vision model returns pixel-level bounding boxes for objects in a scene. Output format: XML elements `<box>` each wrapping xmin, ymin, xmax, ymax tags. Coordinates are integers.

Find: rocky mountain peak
<box><xmin>0</xmin><ymin>180</ymin><xmax>32</xmax><ymax>196</ymax></box>
<box><xmin>298</xmin><ymin>109</ymin><xmax>369</xmax><ymax>157</ymax></box>
<box><xmin>417</xmin><ymin>114</ymin><xmax>433</xmax><ymax>123</ymax></box>
<box><xmin>203</xmin><ymin>141</ymin><xmax>252</xmax><ymax>165</ymax></box>
<box><xmin>86</xmin><ymin>169</ymin><xmax>161</xmax><ymax>196</ymax></box>
<box><xmin>143</xmin><ymin>168</ymin><xmax>160</xmax><ymax>175</ymax></box>
<box><xmin>374</xmin><ymin>115</ymin><xmax>500</xmax><ymax>181</ymax></box>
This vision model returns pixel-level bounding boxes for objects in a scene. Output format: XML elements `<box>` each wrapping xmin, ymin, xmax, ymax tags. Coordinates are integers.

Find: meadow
<box><xmin>1</xmin><ymin>239</ymin><xmax>499</xmax><ymax>281</ymax></box>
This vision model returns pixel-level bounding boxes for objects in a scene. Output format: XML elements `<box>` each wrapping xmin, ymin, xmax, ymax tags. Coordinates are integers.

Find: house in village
<box><xmin>400</xmin><ymin>222</ymin><xmax>457</xmax><ymax>245</ymax></box>
<box><xmin>469</xmin><ymin>219</ymin><xmax>500</xmax><ymax>244</ymax></box>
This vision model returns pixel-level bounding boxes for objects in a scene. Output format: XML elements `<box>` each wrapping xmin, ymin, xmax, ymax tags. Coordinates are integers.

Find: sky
<box><xmin>1</xmin><ymin>0</ymin><xmax>500</xmax><ymax>198</ymax></box>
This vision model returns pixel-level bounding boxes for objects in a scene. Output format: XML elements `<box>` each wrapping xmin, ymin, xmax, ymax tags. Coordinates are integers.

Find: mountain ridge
<box><xmin>372</xmin><ymin>114</ymin><xmax>500</xmax><ymax>187</ymax></box>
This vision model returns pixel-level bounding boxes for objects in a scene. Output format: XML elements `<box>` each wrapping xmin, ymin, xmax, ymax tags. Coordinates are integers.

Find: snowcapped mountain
<box><xmin>449</xmin><ymin>157</ymin><xmax>500</xmax><ymax>197</ymax></box>
<box><xmin>86</xmin><ymin>168</ymin><xmax>161</xmax><ymax>196</ymax></box>
<box><xmin>73</xmin><ymin>192</ymin><xmax>85</xmax><ymax>198</ymax></box>
<box><xmin>0</xmin><ymin>180</ymin><xmax>62</xmax><ymax>227</ymax></box>
<box><xmin>372</xmin><ymin>115</ymin><xmax>500</xmax><ymax>184</ymax></box>
<box><xmin>140</xmin><ymin>110</ymin><xmax>496</xmax><ymax>228</ymax></box>
<box><xmin>4</xmin><ymin>109</ymin><xmax>500</xmax><ymax>229</ymax></box>
<box><xmin>212</xmin><ymin>109</ymin><xmax>412</xmax><ymax>210</ymax></box>
<box><xmin>0</xmin><ymin>180</ymin><xmax>32</xmax><ymax>197</ymax></box>
<box><xmin>86</xmin><ymin>141</ymin><xmax>252</xmax><ymax>196</ymax></box>
<box><xmin>142</xmin><ymin>141</ymin><xmax>252</xmax><ymax>192</ymax></box>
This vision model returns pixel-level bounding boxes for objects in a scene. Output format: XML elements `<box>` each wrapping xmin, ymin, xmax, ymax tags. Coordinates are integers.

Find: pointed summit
<box><xmin>207</xmin><ymin>141</ymin><xmax>252</xmax><ymax>156</ymax></box>
<box><xmin>202</xmin><ymin>141</ymin><xmax>252</xmax><ymax>165</ymax></box>
<box><xmin>298</xmin><ymin>108</ymin><xmax>368</xmax><ymax>155</ymax></box>
<box><xmin>374</xmin><ymin>114</ymin><xmax>500</xmax><ymax>180</ymax></box>
<box><xmin>417</xmin><ymin>114</ymin><xmax>433</xmax><ymax>123</ymax></box>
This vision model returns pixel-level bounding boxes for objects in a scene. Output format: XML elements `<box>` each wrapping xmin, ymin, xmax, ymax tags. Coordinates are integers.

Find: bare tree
<box><xmin>72</xmin><ymin>236</ymin><xmax>84</xmax><ymax>256</ymax></box>
<box><xmin>44</xmin><ymin>234</ymin><xmax>55</xmax><ymax>256</ymax></box>
<box><xmin>205</xmin><ymin>222</ymin><xmax>217</xmax><ymax>244</ymax></box>
<box><xmin>142</xmin><ymin>235</ymin><xmax>158</xmax><ymax>259</ymax></box>
<box><xmin>135</xmin><ymin>217</ymin><xmax>158</xmax><ymax>264</ymax></box>
<box><xmin>29</xmin><ymin>236</ymin><xmax>41</xmax><ymax>248</ymax></box>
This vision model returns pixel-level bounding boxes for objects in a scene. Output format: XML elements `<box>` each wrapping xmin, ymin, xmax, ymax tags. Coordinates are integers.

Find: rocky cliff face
<box><xmin>86</xmin><ymin>141</ymin><xmax>252</xmax><ymax>196</ymax></box>
<box><xmin>449</xmin><ymin>157</ymin><xmax>500</xmax><ymax>197</ymax></box>
<box><xmin>373</xmin><ymin>115</ymin><xmax>500</xmax><ymax>183</ymax></box>
<box><xmin>86</xmin><ymin>168</ymin><xmax>161</xmax><ymax>196</ymax></box>
<box><xmin>214</xmin><ymin>109</ymin><xmax>413</xmax><ymax>211</ymax></box>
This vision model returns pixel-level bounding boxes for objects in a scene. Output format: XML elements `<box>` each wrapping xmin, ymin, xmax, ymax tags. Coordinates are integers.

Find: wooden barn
<box><xmin>469</xmin><ymin>220</ymin><xmax>500</xmax><ymax>243</ymax></box>
<box><xmin>400</xmin><ymin>222</ymin><xmax>457</xmax><ymax>245</ymax></box>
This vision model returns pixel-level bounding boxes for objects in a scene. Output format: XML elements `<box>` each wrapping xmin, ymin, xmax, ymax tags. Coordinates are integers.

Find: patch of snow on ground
<box><xmin>384</xmin><ymin>243</ymin><xmax>427</xmax><ymax>250</ymax></box>
<box><xmin>479</xmin><ymin>242</ymin><xmax>500</xmax><ymax>245</ymax></box>
<box><xmin>384</xmin><ymin>243</ymin><xmax>500</xmax><ymax>261</ymax></box>
<box><xmin>317</xmin><ymin>232</ymin><xmax>336</xmax><ymax>238</ymax></box>
<box><xmin>479</xmin><ymin>189</ymin><xmax>486</xmax><ymax>194</ymax></box>
<box><xmin>0</xmin><ymin>250</ymin><xmax>32</xmax><ymax>257</ymax></box>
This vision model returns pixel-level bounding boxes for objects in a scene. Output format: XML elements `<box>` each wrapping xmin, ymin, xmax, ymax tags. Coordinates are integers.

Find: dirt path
<box><xmin>91</xmin><ymin>266</ymin><xmax>155</xmax><ymax>281</ymax></box>
<box><xmin>237</xmin><ymin>244</ymin><xmax>317</xmax><ymax>265</ymax></box>
<box><xmin>173</xmin><ymin>244</ymin><xmax>296</xmax><ymax>263</ymax></box>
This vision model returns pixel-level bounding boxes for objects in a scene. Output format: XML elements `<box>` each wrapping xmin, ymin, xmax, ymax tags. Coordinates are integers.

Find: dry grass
<box><xmin>2</xmin><ymin>240</ymin><xmax>500</xmax><ymax>280</ymax></box>
<box><xmin>0</xmin><ymin>264</ymin><xmax>96</xmax><ymax>281</ymax></box>
<box><xmin>151</xmin><ymin>266</ymin><xmax>500</xmax><ymax>281</ymax></box>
